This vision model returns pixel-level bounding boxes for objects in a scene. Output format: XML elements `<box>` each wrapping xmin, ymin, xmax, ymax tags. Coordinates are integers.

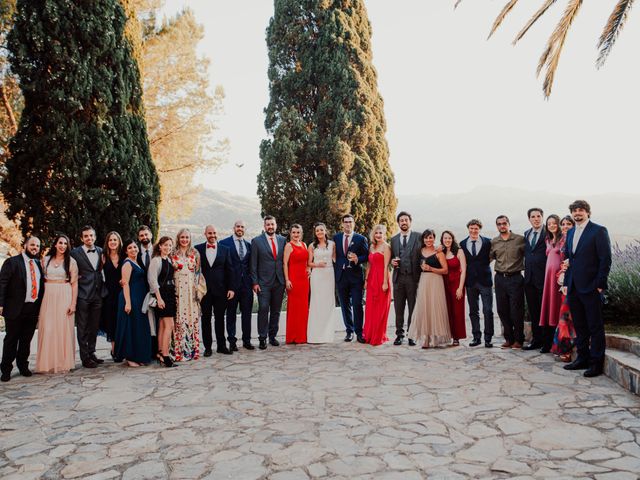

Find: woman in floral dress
<box><xmin>171</xmin><ymin>228</ymin><xmax>201</xmax><ymax>361</ymax></box>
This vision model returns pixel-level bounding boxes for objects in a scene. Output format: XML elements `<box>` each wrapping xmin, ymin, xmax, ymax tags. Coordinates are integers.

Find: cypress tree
<box><xmin>2</xmin><ymin>0</ymin><xmax>160</xmax><ymax>242</ymax></box>
<box><xmin>259</xmin><ymin>0</ymin><xmax>396</xmax><ymax>240</ymax></box>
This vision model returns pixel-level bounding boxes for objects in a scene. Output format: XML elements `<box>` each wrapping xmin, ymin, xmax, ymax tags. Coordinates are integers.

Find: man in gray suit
<box><xmin>251</xmin><ymin>215</ymin><xmax>286</xmax><ymax>350</ymax></box>
<box><xmin>70</xmin><ymin>225</ymin><xmax>105</xmax><ymax>368</ymax></box>
<box><xmin>390</xmin><ymin>211</ymin><xmax>421</xmax><ymax>346</ymax></box>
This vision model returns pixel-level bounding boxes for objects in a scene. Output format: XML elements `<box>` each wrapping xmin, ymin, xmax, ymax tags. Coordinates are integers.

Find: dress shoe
<box><xmin>393</xmin><ymin>336</ymin><xmax>403</xmax><ymax>346</ymax></box>
<box><xmin>243</xmin><ymin>342</ymin><xmax>256</xmax><ymax>350</ymax></box>
<box><xmin>500</xmin><ymin>342</ymin><xmax>512</xmax><ymax>349</ymax></box>
<box><xmin>511</xmin><ymin>342</ymin><xmax>522</xmax><ymax>350</ymax></box>
<box><xmin>229</xmin><ymin>342</ymin><xmax>239</xmax><ymax>352</ymax></box>
<box><xmin>408</xmin><ymin>339</ymin><xmax>416</xmax><ymax>346</ymax></box>
<box><xmin>356</xmin><ymin>335</ymin><xmax>365</xmax><ymax>344</ymax></box>
<box><xmin>344</xmin><ymin>332</ymin><xmax>353</xmax><ymax>342</ymax></box>
<box><xmin>469</xmin><ymin>339</ymin><xmax>481</xmax><ymax>347</ymax></box>
<box><xmin>583</xmin><ymin>366</ymin><xmax>604</xmax><ymax>378</ymax></box>
<box><xmin>269</xmin><ymin>338</ymin><xmax>280</xmax><ymax>347</ymax></box>
<box><xmin>203</xmin><ymin>349</ymin><xmax>213</xmax><ymax>357</ymax></box>
<box><xmin>18</xmin><ymin>367</ymin><xmax>33</xmax><ymax>377</ymax></box>
<box><xmin>1</xmin><ymin>372</ymin><xmax>10</xmax><ymax>382</ymax></box>
<box><xmin>259</xmin><ymin>338</ymin><xmax>267</xmax><ymax>350</ymax></box>
<box><xmin>82</xmin><ymin>359</ymin><xmax>98</xmax><ymax>369</ymax></box>
<box><xmin>563</xmin><ymin>359</ymin><xmax>589</xmax><ymax>370</ymax></box>
<box><xmin>217</xmin><ymin>347</ymin><xmax>233</xmax><ymax>355</ymax></box>
<box><xmin>539</xmin><ymin>346</ymin><xmax>551</xmax><ymax>354</ymax></box>
<box><xmin>522</xmin><ymin>343</ymin><xmax>541</xmax><ymax>351</ymax></box>
<box><xmin>91</xmin><ymin>355</ymin><xmax>105</xmax><ymax>364</ymax></box>
<box><xmin>485</xmin><ymin>341</ymin><xmax>493</xmax><ymax>348</ymax></box>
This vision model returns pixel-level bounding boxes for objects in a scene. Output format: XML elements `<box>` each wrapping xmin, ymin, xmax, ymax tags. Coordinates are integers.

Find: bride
<box><xmin>307</xmin><ymin>223</ymin><xmax>336</xmax><ymax>343</ymax></box>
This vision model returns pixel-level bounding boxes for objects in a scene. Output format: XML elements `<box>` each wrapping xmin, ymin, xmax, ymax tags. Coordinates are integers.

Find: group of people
<box><xmin>0</xmin><ymin>199</ymin><xmax>611</xmax><ymax>382</ymax></box>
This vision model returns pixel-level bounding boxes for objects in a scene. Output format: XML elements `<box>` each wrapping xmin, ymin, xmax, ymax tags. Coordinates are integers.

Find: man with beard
<box><xmin>137</xmin><ymin>225</ymin><xmax>154</xmax><ymax>273</ymax></box>
<box><xmin>0</xmin><ymin>237</ymin><xmax>45</xmax><ymax>382</ymax></box>
<box><xmin>390</xmin><ymin>211</ymin><xmax>421</xmax><ymax>346</ymax></box>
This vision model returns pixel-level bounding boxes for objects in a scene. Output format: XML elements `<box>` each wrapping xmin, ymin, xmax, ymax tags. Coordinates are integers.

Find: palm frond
<box><xmin>487</xmin><ymin>0</ymin><xmax>520</xmax><ymax>39</ymax></box>
<box><xmin>537</xmin><ymin>0</ymin><xmax>584</xmax><ymax>98</ymax></box>
<box><xmin>596</xmin><ymin>0</ymin><xmax>635</xmax><ymax>68</ymax></box>
<box><xmin>454</xmin><ymin>0</ymin><xmax>463</xmax><ymax>9</ymax></box>
<box><xmin>513</xmin><ymin>0</ymin><xmax>558</xmax><ymax>44</ymax></box>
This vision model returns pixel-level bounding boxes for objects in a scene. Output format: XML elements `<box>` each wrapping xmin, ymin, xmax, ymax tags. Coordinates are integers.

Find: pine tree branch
<box><xmin>0</xmin><ymin>83</ymin><xmax>18</xmax><ymax>135</ymax></box>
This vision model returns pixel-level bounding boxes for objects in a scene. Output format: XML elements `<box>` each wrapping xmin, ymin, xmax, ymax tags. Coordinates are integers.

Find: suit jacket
<box><xmin>137</xmin><ymin>246</ymin><xmax>154</xmax><ymax>273</ymax></box>
<box><xmin>390</xmin><ymin>231</ymin><xmax>421</xmax><ymax>283</ymax></box>
<box><xmin>460</xmin><ymin>236</ymin><xmax>493</xmax><ymax>288</ymax></box>
<box><xmin>250</xmin><ymin>233</ymin><xmax>286</xmax><ymax>287</ymax></box>
<box><xmin>0</xmin><ymin>254</ymin><xmax>45</xmax><ymax>321</ymax></box>
<box><xmin>70</xmin><ymin>246</ymin><xmax>105</xmax><ymax>301</ymax></box>
<box><xmin>333</xmin><ymin>232</ymin><xmax>369</xmax><ymax>283</ymax></box>
<box><xmin>219</xmin><ymin>236</ymin><xmax>252</xmax><ymax>292</ymax></box>
<box><xmin>195</xmin><ymin>242</ymin><xmax>236</xmax><ymax>297</ymax></box>
<box><xmin>563</xmin><ymin>221</ymin><xmax>612</xmax><ymax>295</ymax></box>
<box><xmin>524</xmin><ymin>227</ymin><xmax>547</xmax><ymax>288</ymax></box>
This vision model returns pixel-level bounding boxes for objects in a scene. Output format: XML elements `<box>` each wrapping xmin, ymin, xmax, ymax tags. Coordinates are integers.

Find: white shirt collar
<box><xmin>82</xmin><ymin>244</ymin><xmax>96</xmax><ymax>253</ymax></box>
<box><xmin>576</xmin><ymin>219</ymin><xmax>590</xmax><ymax>230</ymax></box>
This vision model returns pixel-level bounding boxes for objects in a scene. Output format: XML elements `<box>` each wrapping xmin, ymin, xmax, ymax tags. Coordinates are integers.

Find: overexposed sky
<box><xmin>163</xmin><ymin>1</ymin><xmax>640</xmax><ymax>198</ymax></box>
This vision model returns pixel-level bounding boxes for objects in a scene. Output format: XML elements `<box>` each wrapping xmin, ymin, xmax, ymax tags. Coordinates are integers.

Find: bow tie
<box><xmin>207</xmin><ymin>244</ymin><xmax>216</xmax><ymax>249</ymax></box>
<box><xmin>87</xmin><ymin>249</ymin><xmax>96</xmax><ymax>253</ymax></box>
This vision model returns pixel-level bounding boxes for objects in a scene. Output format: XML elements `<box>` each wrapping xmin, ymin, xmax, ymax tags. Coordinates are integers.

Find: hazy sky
<box><xmin>163</xmin><ymin>1</ymin><xmax>639</xmax><ymax>198</ymax></box>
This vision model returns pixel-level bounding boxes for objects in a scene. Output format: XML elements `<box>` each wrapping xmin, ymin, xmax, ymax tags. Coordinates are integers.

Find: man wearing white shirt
<box><xmin>523</xmin><ymin>208</ymin><xmax>548</xmax><ymax>351</ymax></box>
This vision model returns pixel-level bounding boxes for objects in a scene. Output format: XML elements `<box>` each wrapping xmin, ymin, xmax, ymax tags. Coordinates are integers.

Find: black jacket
<box><xmin>0</xmin><ymin>254</ymin><xmax>45</xmax><ymax>321</ymax></box>
<box><xmin>460</xmin><ymin>236</ymin><xmax>493</xmax><ymax>288</ymax></box>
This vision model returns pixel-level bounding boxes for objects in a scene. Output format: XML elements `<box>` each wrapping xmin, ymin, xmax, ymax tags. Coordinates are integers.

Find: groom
<box><xmin>334</xmin><ymin>214</ymin><xmax>369</xmax><ymax>343</ymax></box>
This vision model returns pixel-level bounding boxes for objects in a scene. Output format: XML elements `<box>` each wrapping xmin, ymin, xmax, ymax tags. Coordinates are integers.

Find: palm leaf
<box><xmin>513</xmin><ymin>0</ymin><xmax>558</xmax><ymax>44</ymax></box>
<box><xmin>596</xmin><ymin>0</ymin><xmax>635</xmax><ymax>68</ymax></box>
<box><xmin>488</xmin><ymin>0</ymin><xmax>520</xmax><ymax>39</ymax></box>
<box><xmin>537</xmin><ymin>0</ymin><xmax>584</xmax><ymax>98</ymax></box>
<box><xmin>454</xmin><ymin>0</ymin><xmax>463</xmax><ymax>9</ymax></box>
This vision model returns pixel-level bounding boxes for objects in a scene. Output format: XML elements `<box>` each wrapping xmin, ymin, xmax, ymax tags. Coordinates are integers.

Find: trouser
<box><xmin>466</xmin><ymin>282</ymin><xmax>494</xmax><ymax>342</ymax></box>
<box><xmin>495</xmin><ymin>273</ymin><xmax>525</xmax><ymax>344</ymax></box>
<box><xmin>525</xmin><ymin>282</ymin><xmax>544</xmax><ymax>345</ymax></box>
<box><xmin>568</xmin><ymin>290</ymin><xmax>605</xmax><ymax>365</ymax></box>
<box><xmin>226</xmin><ymin>287</ymin><xmax>253</xmax><ymax>344</ymax></box>
<box><xmin>393</xmin><ymin>274</ymin><xmax>418</xmax><ymax>337</ymax></box>
<box><xmin>336</xmin><ymin>276</ymin><xmax>364</xmax><ymax>336</ymax></box>
<box><xmin>76</xmin><ymin>296</ymin><xmax>102</xmax><ymax>362</ymax></box>
<box><xmin>0</xmin><ymin>303</ymin><xmax>39</xmax><ymax>374</ymax></box>
<box><xmin>257</xmin><ymin>282</ymin><xmax>285</xmax><ymax>340</ymax></box>
<box><xmin>201</xmin><ymin>293</ymin><xmax>228</xmax><ymax>350</ymax></box>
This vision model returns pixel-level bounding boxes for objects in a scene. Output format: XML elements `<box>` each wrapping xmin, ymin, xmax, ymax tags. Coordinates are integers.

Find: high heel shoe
<box><xmin>162</xmin><ymin>356</ymin><xmax>176</xmax><ymax>368</ymax></box>
<box><xmin>111</xmin><ymin>350</ymin><xmax>123</xmax><ymax>363</ymax></box>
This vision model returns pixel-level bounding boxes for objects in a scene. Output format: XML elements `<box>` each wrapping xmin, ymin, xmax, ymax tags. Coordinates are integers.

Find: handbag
<box><xmin>196</xmin><ymin>274</ymin><xmax>207</xmax><ymax>302</ymax></box>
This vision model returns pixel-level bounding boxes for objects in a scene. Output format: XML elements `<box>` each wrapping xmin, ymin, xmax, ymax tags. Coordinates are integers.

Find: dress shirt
<box><xmin>233</xmin><ymin>235</ymin><xmax>246</xmax><ymax>258</ymax></box>
<box><xmin>82</xmin><ymin>244</ymin><xmax>99</xmax><ymax>270</ymax></box>
<box><xmin>572</xmin><ymin>219</ymin><xmax>590</xmax><ymax>253</ymax></box>
<box><xmin>265</xmin><ymin>234</ymin><xmax>278</xmax><ymax>255</ymax></box>
<box><xmin>206</xmin><ymin>242</ymin><xmax>217</xmax><ymax>266</ymax></box>
<box><xmin>528</xmin><ymin>227</ymin><xmax>543</xmax><ymax>246</ymax></box>
<box><xmin>22</xmin><ymin>253</ymin><xmax>41</xmax><ymax>303</ymax></box>
<box><xmin>468</xmin><ymin>237</ymin><xmax>482</xmax><ymax>256</ymax></box>
<box><xmin>490</xmin><ymin>233</ymin><xmax>525</xmax><ymax>273</ymax></box>
<box><xmin>140</xmin><ymin>245</ymin><xmax>153</xmax><ymax>267</ymax></box>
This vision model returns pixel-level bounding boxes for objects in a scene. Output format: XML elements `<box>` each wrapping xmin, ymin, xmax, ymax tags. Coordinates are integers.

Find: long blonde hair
<box><xmin>174</xmin><ymin>228</ymin><xmax>194</xmax><ymax>254</ymax></box>
<box><xmin>369</xmin><ymin>224</ymin><xmax>387</xmax><ymax>250</ymax></box>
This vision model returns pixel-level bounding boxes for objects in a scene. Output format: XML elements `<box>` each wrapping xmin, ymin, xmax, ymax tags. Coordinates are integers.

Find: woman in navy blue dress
<box><xmin>115</xmin><ymin>239</ymin><xmax>151</xmax><ymax>367</ymax></box>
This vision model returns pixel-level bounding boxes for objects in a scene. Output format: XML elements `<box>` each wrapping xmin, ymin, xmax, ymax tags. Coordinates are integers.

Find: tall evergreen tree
<box><xmin>2</xmin><ymin>0</ymin><xmax>160</xmax><ymax>242</ymax></box>
<box><xmin>259</xmin><ymin>0</ymin><xmax>396</xmax><ymax>239</ymax></box>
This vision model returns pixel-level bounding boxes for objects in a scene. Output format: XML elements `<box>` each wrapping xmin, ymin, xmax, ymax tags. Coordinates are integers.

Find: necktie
<box><xmin>402</xmin><ymin>235</ymin><xmax>407</xmax><ymax>249</ymax></box>
<box><xmin>530</xmin><ymin>231</ymin><xmax>538</xmax><ymax>249</ymax></box>
<box><xmin>344</xmin><ymin>235</ymin><xmax>349</xmax><ymax>256</ymax></box>
<box><xmin>145</xmin><ymin>249</ymin><xmax>150</xmax><ymax>267</ymax></box>
<box><xmin>471</xmin><ymin>240</ymin><xmax>477</xmax><ymax>256</ymax></box>
<box><xmin>238</xmin><ymin>239</ymin><xmax>245</xmax><ymax>259</ymax></box>
<box><xmin>29</xmin><ymin>259</ymin><xmax>37</xmax><ymax>300</ymax></box>
<box><xmin>270</xmin><ymin>236</ymin><xmax>277</xmax><ymax>259</ymax></box>
<box><xmin>87</xmin><ymin>249</ymin><xmax>96</xmax><ymax>253</ymax></box>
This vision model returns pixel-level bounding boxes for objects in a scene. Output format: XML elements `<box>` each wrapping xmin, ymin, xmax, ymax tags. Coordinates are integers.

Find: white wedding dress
<box><xmin>307</xmin><ymin>241</ymin><xmax>337</xmax><ymax>343</ymax></box>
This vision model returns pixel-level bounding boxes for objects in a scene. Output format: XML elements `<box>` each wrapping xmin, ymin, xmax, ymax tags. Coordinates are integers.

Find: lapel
<box><xmin>79</xmin><ymin>247</ymin><xmax>96</xmax><ymax>271</ymax></box>
<box><xmin>261</xmin><ymin>234</ymin><xmax>272</xmax><ymax>258</ymax></box>
<box><xmin>574</xmin><ymin>222</ymin><xmax>593</xmax><ymax>255</ymax></box>
<box><xmin>407</xmin><ymin>231</ymin><xmax>418</xmax><ymax>251</ymax></box>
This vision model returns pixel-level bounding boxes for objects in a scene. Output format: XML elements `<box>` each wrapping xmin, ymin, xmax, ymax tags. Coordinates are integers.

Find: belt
<box><xmin>45</xmin><ymin>279</ymin><xmax>69</xmax><ymax>284</ymax></box>
<box><xmin>495</xmin><ymin>271</ymin><xmax>521</xmax><ymax>277</ymax></box>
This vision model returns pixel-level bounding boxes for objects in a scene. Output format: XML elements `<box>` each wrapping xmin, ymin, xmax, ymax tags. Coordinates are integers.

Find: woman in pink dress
<box><xmin>539</xmin><ymin>214</ymin><xmax>564</xmax><ymax>353</ymax></box>
<box><xmin>283</xmin><ymin>224</ymin><xmax>309</xmax><ymax>344</ymax></box>
<box><xmin>441</xmin><ymin>231</ymin><xmax>467</xmax><ymax>346</ymax></box>
<box><xmin>363</xmin><ymin>224</ymin><xmax>391</xmax><ymax>346</ymax></box>
<box><xmin>36</xmin><ymin>234</ymin><xmax>79</xmax><ymax>374</ymax></box>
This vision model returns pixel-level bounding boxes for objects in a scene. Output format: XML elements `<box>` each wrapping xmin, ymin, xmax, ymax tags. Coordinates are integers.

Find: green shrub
<box><xmin>604</xmin><ymin>241</ymin><xmax>640</xmax><ymax>325</ymax></box>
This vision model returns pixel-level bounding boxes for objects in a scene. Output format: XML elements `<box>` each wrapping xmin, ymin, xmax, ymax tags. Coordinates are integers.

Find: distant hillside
<box><xmin>163</xmin><ymin>186</ymin><xmax>640</xmax><ymax>245</ymax></box>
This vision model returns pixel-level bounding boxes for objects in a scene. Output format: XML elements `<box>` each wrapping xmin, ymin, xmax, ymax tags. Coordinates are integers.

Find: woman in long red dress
<box><xmin>283</xmin><ymin>224</ymin><xmax>310</xmax><ymax>344</ymax></box>
<box><xmin>363</xmin><ymin>224</ymin><xmax>392</xmax><ymax>346</ymax></box>
<box><xmin>539</xmin><ymin>215</ymin><xmax>565</xmax><ymax>353</ymax></box>
<box><xmin>441</xmin><ymin>231</ymin><xmax>467</xmax><ymax>346</ymax></box>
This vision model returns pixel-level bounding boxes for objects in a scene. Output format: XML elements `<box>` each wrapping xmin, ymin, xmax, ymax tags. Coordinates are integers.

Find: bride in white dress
<box><xmin>307</xmin><ymin>223</ymin><xmax>337</xmax><ymax>343</ymax></box>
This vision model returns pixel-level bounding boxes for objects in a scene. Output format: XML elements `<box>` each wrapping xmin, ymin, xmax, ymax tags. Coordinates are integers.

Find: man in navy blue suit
<box><xmin>333</xmin><ymin>214</ymin><xmax>369</xmax><ymax>343</ymax></box>
<box><xmin>195</xmin><ymin>225</ymin><xmax>236</xmax><ymax>356</ymax></box>
<box><xmin>563</xmin><ymin>200</ymin><xmax>611</xmax><ymax>378</ymax></box>
<box><xmin>219</xmin><ymin>220</ymin><xmax>255</xmax><ymax>351</ymax></box>
<box><xmin>523</xmin><ymin>208</ymin><xmax>548</xmax><ymax>351</ymax></box>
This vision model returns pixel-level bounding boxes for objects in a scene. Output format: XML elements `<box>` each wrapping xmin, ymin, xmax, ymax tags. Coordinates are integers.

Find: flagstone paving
<box><xmin>1</xmin><ymin>326</ymin><xmax>639</xmax><ymax>479</ymax></box>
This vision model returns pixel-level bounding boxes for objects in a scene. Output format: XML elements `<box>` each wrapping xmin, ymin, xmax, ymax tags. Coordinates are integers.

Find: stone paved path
<box><xmin>1</xmin><ymin>323</ymin><xmax>640</xmax><ymax>479</ymax></box>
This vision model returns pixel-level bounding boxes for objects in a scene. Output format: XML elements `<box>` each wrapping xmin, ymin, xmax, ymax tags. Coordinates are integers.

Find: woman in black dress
<box><xmin>101</xmin><ymin>231</ymin><xmax>123</xmax><ymax>361</ymax></box>
<box><xmin>147</xmin><ymin>236</ymin><xmax>177</xmax><ymax>367</ymax></box>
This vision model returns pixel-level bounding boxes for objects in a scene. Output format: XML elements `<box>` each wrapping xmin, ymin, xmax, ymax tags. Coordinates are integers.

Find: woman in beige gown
<box><xmin>36</xmin><ymin>234</ymin><xmax>79</xmax><ymax>373</ymax></box>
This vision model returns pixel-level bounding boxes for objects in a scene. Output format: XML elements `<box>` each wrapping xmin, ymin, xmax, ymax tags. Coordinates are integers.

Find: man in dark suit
<box><xmin>523</xmin><ymin>207</ymin><xmax>548</xmax><ymax>351</ymax></box>
<box><xmin>390</xmin><ymin>211</ymin><xmax>421</xmax><ymax>346</ymax></box>
<box><xmin>333</xmin><ymin>214</ymin><xmax>369</xmax><ymax>343</ymax></box>
<box><xmin>136</xmin><ymin>225</ymin><xmax>154</xmax><ymax>273</ymax></box>
<box><xmin>563</xmin><ymin>200</ymin><xmax>611</xmax><ymax>378</ymax></box>
<box><xmin>0</xmin><ymin>237</ymin><xmax>45</xmax><ymax>382</ymax></box>
<box><xmin>220</xmin><ymin>220</ymin><xmax>255</xmax><ymax>351</ymax></box>
<box><xmin>70</xmin><ymin>225</ymin><xmax>106</xmax><ymax>368</ymax></box>
<box><xmin>251</xmin><ymin>215</ymin><xmax>287</xmax><ymax>350</ymax></box>
<box><xmin>460</xmin><ymin>219</ymin><xmax>494</xmax><ymax>348</ymax></box>
<box><xmin>195</xmin><ymin>224</ymin><xmax>235</xmax><ymax>356</ymax></box>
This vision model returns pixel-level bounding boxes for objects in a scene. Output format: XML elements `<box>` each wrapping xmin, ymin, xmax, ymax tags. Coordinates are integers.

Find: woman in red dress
<box><xmin>283</xmin><ymin>224</ymin><xmax>310</xmax><ymax>344</ymax></box>
<box><xmin>441</xmin><ymin>231</ymin><xmax>467</xmax><ymax>346</ymax></box>
<box><xmin>363</xmin><ymin>224</ymin><xmax>392</xmax><ymax>346</ymax></box>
